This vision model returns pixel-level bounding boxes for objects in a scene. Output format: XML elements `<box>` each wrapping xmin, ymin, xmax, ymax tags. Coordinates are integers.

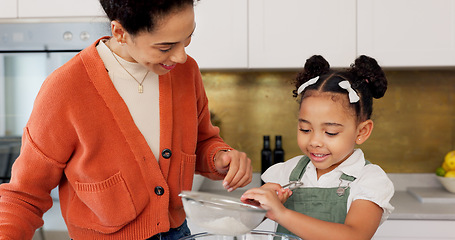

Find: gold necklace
<box><xmin>109</xmin><ymin>49</ymin><xmax>149</xmax><ymax>93</ymax></box>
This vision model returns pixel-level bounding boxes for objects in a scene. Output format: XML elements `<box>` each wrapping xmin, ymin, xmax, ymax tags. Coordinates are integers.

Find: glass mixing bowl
<box><xmin>180</xmin><ymin>230</ymin><xmax>302</xmax><ymax>240</ymax></box>
<box><xmin>179</xmin><ymin>191</ymin><xmax>267</xmax><ymax>236</ymax></box>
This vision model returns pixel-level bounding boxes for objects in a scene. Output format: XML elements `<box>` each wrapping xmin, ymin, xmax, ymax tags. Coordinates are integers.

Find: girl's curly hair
<box><xmin>293</xmin><ymin>55</ymin><xmax>387</xmax><ymax>122</ymax></box>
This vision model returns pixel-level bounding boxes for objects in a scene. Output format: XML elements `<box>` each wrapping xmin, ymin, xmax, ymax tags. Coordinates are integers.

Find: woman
<box><xmin>0</xmin><ymin>0</ymin><xmax>252</xmax><ymax>239</ymax></box>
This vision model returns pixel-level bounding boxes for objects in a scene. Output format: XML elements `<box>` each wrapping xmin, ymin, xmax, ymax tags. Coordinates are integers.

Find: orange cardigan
<box><xmin>0</xmin><ymin>37</ymin><xmax>229</xmax><ymax>239</ymax></box>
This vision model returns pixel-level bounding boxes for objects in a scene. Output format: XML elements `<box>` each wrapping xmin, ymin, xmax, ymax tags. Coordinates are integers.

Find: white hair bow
<box><xmin>338</xmin><ymin>80</ymin><xmax>360</xmax><ymax>103</ymax></box>
<box><xmin>297</xmin><ymin>76</ymin><xmax>319</xmax><ymax>94</ymax></box>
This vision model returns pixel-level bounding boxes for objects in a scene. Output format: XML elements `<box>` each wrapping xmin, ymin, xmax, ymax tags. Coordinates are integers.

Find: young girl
<box><xmin>241</xmin><ymin>55</ymin><xmax>394</xmax><ymax>240</ymax></box>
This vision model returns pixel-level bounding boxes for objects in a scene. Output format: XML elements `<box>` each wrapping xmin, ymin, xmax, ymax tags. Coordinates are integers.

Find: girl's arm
<box><xmin>241</xmin><ymin>187</ymin><xmax>383</xmax><ymax>240</ymax></box>
<box><xmin>278</xmin><ymin>199</ymin><xmax>382</xmax><ymax>240</ymax></box>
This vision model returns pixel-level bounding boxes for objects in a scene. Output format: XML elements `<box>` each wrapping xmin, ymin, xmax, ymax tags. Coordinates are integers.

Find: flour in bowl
<box><xmin>198</xmin><ymin>216</ymin><xmax>251</xmax><ymax>235</ymax></box>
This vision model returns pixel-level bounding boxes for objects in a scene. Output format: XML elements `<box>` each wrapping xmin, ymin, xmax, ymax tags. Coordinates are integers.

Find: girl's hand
<box><xmin>261</xmin><ymin>183</ymin><xmax>293</xmax><ymax>203</ymax></box>
<box><xmin>214</xmin><ymin>149</ymin><xmax>252</xmax><ymax>192</ymax></box>
<box><xmin>240</xmin><ymin>184</ymin><xmax>292</xmax><ymax>221</ymax></box>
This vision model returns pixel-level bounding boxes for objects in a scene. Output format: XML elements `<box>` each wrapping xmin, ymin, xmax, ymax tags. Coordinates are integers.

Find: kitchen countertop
<box><xmin>39</xmin><ymin>173</ymin><xmax>455</xmax><ymax>237</ymax></box>
<box><xmin>372</xmin><ymin>173</ymin><xmax>455</xmax><ymax>221</ymax></box>
<box><xmin>389</xmin><ymin>191</ymin><xmax>455</xmax><ymax>220</ymax></box>
<box><xmin>198</xmin><ymin>173</ymin><xmax>455</xmax><ymax>221</ymax></box>
<box><xmin>202</xmin><ymin>189</ymin><xmax>455</xmax><ymax>221</ymax></box>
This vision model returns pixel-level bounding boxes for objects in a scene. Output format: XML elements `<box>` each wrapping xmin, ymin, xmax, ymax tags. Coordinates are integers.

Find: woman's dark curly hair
<box><xmin>293</xmin><ymin>55</ymin><xmax>387</xmax><ymax>122</ymax></box>
<box><xmin>99</xmin><ymin>0</ymin><xmax>199</xmax><ymax>36</ymax></box>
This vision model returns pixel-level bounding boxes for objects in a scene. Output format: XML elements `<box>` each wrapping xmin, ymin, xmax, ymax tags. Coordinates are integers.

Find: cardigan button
<box><xmin>155</xmin><ymin>186</ymin><xmax>165</xmax><ymax>196</ymax></box>
<box><xmin>161</xmin><ymin>149</ymin><xmax>172</xmax><ymax>159</ymax></box>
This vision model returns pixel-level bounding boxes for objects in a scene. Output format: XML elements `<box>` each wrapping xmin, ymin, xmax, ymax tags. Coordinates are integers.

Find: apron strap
<box><xmin>289</xmin><ymin>155</ymin><xmax>311</xmax><ymax>181</ymax></box>
<box><xmin>339</xmin><ymin>159</ymin><xmax>371</xmax><ymax>181</ymax></box>
<box><xmin>340</xmin><ymin>174</ymin><xmax>356</xmax><ymax>182</ymax></box>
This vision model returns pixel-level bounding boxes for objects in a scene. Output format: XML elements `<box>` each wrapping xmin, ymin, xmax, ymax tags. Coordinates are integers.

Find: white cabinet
<box><xmin>358</xmin><ymin>0</ymin><xmax>455</xmax><ymax>68</ymax></box>
<box><xmin>4</xmin><ymin>0</ymin><xmax>455</xmax><ymax>69</ymax></box>
<box><xmin>18</xmin><ymin>0</ymin><xmax>105</xmax><ymax>18</ymax></box>
<box><xmin>373</xmin><ymin>220</ymin><xmax>455</xmax><ymax>240</ymax></box>
<box><xmin>248</xmin><ymin>0</ymin><xmax>357</xmax><ymax>69</ymax></box>
<box><xmin>190</xmin><ymin>0</ymin><xmax>357</xmax><ymax>69</ymax></box>
<box><xmin>185</xmin><ymin>0</ymin><xmax>248</xmax><ymax>69</ymax></box>
<box><xmin>0</xmin><ymin>0</ymin><xmax>18</xmax><ymax>18</ymax></box>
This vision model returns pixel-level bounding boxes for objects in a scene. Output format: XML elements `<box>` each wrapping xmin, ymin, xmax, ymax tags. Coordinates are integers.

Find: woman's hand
<box><xmin>214</xmin><ymin>149</ymin><xmax>252</xmax><ymax>192</ymax></box>
<box><xmin>240</xmin><ymin>183</ymin><xmax>292</xmax><ymax>221</ymax></box>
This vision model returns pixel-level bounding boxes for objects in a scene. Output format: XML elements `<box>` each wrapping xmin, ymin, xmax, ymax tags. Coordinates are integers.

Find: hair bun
<box><xmin>293</xmin><ymin>55</ymin><xmax>331</xmax><ymax>97</ymax></box>
<box><xmin>350</xmin><ymin>55</ymin><xmax>387</xmax><ymax>99</ymax></box>
<box><xmin>303</xmin><ymin>55</ymin><xmax>330</xmax><ymax>78</ymax></box>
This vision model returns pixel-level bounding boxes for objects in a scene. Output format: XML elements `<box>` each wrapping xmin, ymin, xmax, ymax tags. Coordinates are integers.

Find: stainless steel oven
<box><xmin>0</xmin><ymin>20</ymin><xmax>110</xmax><ymax>137</ymax></box>
<box><xmin>0</xmin><ymin>19</ymin><xmax>110</xmax><ymax>182</ymax></box>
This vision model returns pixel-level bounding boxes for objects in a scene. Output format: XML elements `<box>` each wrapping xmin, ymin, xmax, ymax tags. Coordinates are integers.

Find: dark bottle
<box><xmin>261</xmin><ymin>135</ymin><xmax>273</xmax><ymax>175</ymax></box>
<box><xmin>273</xmin><ymin>135</ymin><xmax>285</xmax><ymax>164</ymax></box>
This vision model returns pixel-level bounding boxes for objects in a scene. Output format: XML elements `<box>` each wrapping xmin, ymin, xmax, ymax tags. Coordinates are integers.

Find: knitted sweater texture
<box><xmin>0</xmin><ymin>38</ymin><xmax>229</xmax><ymax>239</ymax></box>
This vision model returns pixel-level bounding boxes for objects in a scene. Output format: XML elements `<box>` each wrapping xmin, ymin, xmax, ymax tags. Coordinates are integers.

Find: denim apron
<box><xmin>276</xmin><ymin>156</ymin><xmax>369</xmax><ymax>236</ymax></box>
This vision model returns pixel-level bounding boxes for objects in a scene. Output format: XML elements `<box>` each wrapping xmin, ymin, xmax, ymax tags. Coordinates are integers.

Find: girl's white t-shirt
<box><xmin>262</xmin><ymin>148</ymin><xmax>395</xmax><ymax>224</ymax></box>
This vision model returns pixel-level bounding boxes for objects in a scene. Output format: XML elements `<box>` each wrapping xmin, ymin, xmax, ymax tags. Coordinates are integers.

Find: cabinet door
<box><xmin>185</xmin><ymin>0</ymin><xmax>248</xmax><ymax>69</ymax></box>
<box><xmin>358</xmin><ymin>0</ymin><xmax>455</xmax><ymax>67</ymax></box>
<box><xmin>0</xmin><ymin>0</ymin><xmax>18</xmax><ymax>18</ymax></box>
<box><xmin>248</xmin><ymin>0</ymin><xmax>357</xmax><ymax>69</ymax></box>
<box><xmin>18</xmin><ymin>0</ymin><xmax>105</xmax><ymax>18</ymax></box>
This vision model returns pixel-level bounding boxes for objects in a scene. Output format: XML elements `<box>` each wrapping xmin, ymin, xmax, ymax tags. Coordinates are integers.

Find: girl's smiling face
<box><xmin>297</xmin><ymin>93</ymin><xmax>360</xmax><ymax>178</ymax></box>
<box><xmin>113</xmin><ymin>5</ymin><xmax>195</xmax><ymax>75</ymax></box>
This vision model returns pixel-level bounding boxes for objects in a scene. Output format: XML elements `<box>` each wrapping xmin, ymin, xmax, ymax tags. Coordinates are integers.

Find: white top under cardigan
<box><xmin>262</xmin><ymin>149</ymin><xmax>395</xmax><ymax>224</ymax></box>
<box><xmin>96</xmin><ymin>40</ymin><xmax>161</xmax><ymax>161</ymax></box>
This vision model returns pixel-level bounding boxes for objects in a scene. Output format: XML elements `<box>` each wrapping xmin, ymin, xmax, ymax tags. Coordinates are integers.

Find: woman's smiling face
<box><xmin>120</xmin><ymin>5</ymin><xmax>195</xmax><ymax>75</ymax></box>
<box><xmin>297</xmin><ymin>93</ymin><xmax>359</xmax><ymax>177</ymax></box>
